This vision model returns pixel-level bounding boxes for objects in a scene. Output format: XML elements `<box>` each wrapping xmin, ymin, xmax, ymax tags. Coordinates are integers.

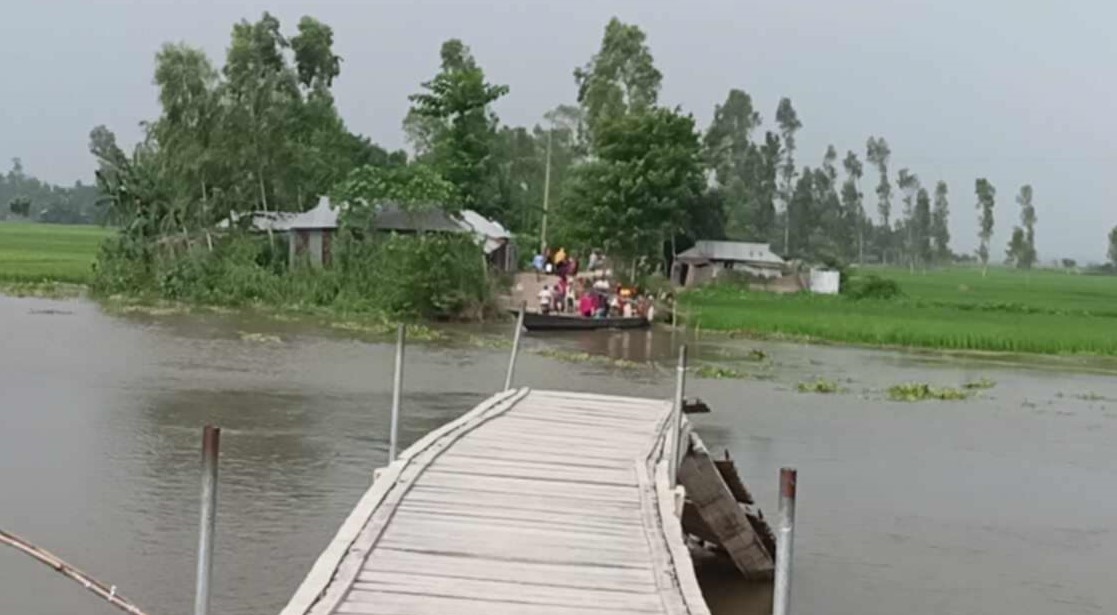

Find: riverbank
<box><xmin>680</xmin><ymin>267</ymin><xmax>1117</xmax><ymax>357</ymax></box>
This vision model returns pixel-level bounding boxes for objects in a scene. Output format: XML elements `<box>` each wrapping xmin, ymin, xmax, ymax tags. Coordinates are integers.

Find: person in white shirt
<box><xmin>537</xmin><ymin>285</ymin><xmax>554</xmax><ymax>314</ymax></box>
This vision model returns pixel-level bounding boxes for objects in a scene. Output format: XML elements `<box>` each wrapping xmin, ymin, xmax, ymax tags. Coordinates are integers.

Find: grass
<box><xmin>681</xmin><ymin>267</ymin><xmax>1117</xmax><ymax>356</ymax></box>
<box><xmin>0</xmin><ymin>222</ymin><xmax>110</xmax><ymax>284</ymax></box>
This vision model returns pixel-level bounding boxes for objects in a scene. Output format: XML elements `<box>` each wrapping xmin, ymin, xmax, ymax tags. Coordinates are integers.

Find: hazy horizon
<box><xmin>2</xmin><ymin>0</ymin><xmax>1113</xmax><ymax>262</ymax></box>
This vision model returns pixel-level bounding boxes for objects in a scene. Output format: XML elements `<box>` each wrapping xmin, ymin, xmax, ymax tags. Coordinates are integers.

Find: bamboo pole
<box><xmin>389</xmin><ymin>324</ymin><xmax>405</xmax><ymax>462</ymax></box>
<box><xmin>772</xmin><ymin>467</ymin><xmax>798</xmax><ymax>615</ymax></box>
<box><xmin>0</xmin><ymin>529</ymin><xmax>154</xmax><ymax>615</ymax></box>
<box><xmin>504</xmin><ymin>302</ymin><xmax>526</xmax><ymax>390</ymax></box>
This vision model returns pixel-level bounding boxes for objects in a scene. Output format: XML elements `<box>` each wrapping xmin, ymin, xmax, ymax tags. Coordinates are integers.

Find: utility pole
<box><xmin>539</xmin><ymin>128</ymin><xmax>553</xmax><ymax>255</ymax></box>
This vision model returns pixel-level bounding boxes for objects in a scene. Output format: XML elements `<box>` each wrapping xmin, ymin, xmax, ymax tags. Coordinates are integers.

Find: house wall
<box><xmin>288</xmin><ymin>229</ymin><xmax>328</xmax><ymax>268</ymax></box>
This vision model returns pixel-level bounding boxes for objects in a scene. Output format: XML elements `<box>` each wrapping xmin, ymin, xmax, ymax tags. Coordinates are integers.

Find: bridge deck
<box><xmin>281</xmin><ymin>388</ymin><xmax>709</xmax><ymax>615</ymax></box>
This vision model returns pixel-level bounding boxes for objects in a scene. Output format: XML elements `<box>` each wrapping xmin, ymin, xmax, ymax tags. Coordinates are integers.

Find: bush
<box><xmin>844</xmin><ymin>274</ymin><xmax>902</xmax><ymax>300</ymax></box>
<box><xmin>92</xmin><ymin>231</ymin><xmax>491</xmax><ymax>319</ymax></box>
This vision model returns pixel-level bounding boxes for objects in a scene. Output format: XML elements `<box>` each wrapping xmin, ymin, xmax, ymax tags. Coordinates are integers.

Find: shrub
<box><xmin>844</xmin><ymin>274</ymin><xmax>902</xmax><ymax>300</ymax></box>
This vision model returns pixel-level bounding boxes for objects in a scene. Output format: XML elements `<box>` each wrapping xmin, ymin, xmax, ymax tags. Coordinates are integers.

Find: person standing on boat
<box><xmin>538</xmin><ymin>285</ymin><xmax>553</xmax><ymax>314</ymax></box>
<box><xmin>579</xmin><ymin>291</ymin><xmax>594</xmax><ymax>318</ymax></box>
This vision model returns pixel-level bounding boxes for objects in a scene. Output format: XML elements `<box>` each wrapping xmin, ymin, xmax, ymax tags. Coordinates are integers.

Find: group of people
<box><xmin>536</xmin><ymin>269</ymin><xmax>655</xmax><ymax>322</ymax></box>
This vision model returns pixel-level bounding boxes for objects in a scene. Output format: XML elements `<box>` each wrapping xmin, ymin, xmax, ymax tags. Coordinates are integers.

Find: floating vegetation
<box><xmin>962</xmin><ymin>377</ymin><xmax>997</xmax><ymax>390</ymax></box>
<box><xmin>110</xmin><ymin>303</ymin><xmax>190</xmax><ymax>317</ymax></box>
<box><xmin>0</xmin><ymin>281</ymin><xmax>84</xmax><ymax>299</ymax></box>
<box><xmin>327</xmin><ymin>319</ymin><xmax>443</xmax><ymax>341</ymax></box>
<box><xmin>694</xmin><ymin>365</ymin><xmax>750</xmax><ymax>379</ymax></box>
<box><xmin>747</xmin><ymin>349</ymin><xmax>769</xmax><ymax>361</ymax></box>
<box><xmin>796</xmin><ymin>378</ymin><xmax>843</xmax><ymax>394</ymax></box>
<box><xmin>1074</xmin><ymin>392</ymin><xmax>1110</xmax><ymax>402</ymax></box>
<box><xmin>887</xmin><ymin>382</ymin><xmax>970</xmax><ymax>402</ymax></box>
<box><xmin>239</xmin><ymin>331</ymin><xmax>282</xmax><ymax>344</ymax></box>
<box><xmin>535</xmin><ymin>348</ymin><xmax>644</xmax><ymax>370</ymax></box>
<box><xmin>464</xmin><ymin>335</ymin><xmax>512</xmax><ymax>350</ymax></box>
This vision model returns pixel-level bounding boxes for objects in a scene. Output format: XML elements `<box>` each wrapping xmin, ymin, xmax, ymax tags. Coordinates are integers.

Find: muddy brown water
<box><xmin>2</xmin><ymin>295</ymin><xmax>1115</xmax><ymax>615</ymax></box>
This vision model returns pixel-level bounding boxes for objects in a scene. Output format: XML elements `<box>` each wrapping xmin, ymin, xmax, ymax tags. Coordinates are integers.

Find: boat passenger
<box><xmin>538</xmin><ymin>285</ymin><xmax>553</xmax><ymax>314</ymax></box>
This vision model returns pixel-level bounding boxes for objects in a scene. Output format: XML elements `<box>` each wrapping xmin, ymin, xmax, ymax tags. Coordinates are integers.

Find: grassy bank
<box><xmin>0</xmin><ymin>222</ymin><xmax>110</xmax><ymax>284</ymax></box>
<box><xmin>681</xmin><ymin>267</ymin><xmax>1117</xmax><ymax>356</ymax></box>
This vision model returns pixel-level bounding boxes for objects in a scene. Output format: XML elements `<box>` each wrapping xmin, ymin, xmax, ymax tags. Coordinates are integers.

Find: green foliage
<box><xmin>8</xmin><ymin>196</ymin><xmax>30</xmax><ymax>217</ymax></box>
<box><xmin>559</xmin><ymin>107</ymin><xmax>705</xmax><ymax>270</ymax></box>
<box><xmin>332</xmin><ymin>164</ymin><xmax>457</xmax><ymax>229</ymax></box>
<box><xmin>693</xmin><ymin>365</ymin><xmax>750</xmax><ymax>379</ymax></box>
<box><xmin>975</xmin><ymin>178</ymin><xmax>996</xmax><ymax>272</ymax></box>
<box><xmin>962</xmin><ymin>377</ymin><xmax>996</xmax><ymax>390</ymax></box>
<box><xmin>796</xmin><ymin>378</ymin><xmax>842</xmax><ymax>393</ymax></box>
<box><xmin>0</xmin><ymin>159</ymin><xmax>102</xmax><ymax>224</ymax></box>
<box><xmin>1110</xmin><ymin>226</ymin><xmax>1117</xmax><ymax>267</ymax></box>
<box><xmin>843</xmin><ymin>274</ymin><xmax>903</xmax><ymax>300</ymax></box>
<box><xmin>575</xmin><ymin>18</ymin><xmax>662</xmax><ymax>144</ymax></box>
<box><xmin>887</xmin><ymin>383</ymin><xmax>970</xmax><ymax>402</ymax></box>
<box><xmin>408</xmin><ymin>39</ymin><xmax>509</xmax><ymax>219</ymax></box>
<box><xmin>931</xmin><ymin>181</ymin><xmax>951</xmax><ymax>263</ymax></box>
<box><xmin>91</xmin><ymin>233</ymin><xmax>489</xmax><ymax>319</ymax></box>
<box><xmin>1008</xmin><ymin>185</ymin><xmax>1038</xmax><ymax>269</ymax></box>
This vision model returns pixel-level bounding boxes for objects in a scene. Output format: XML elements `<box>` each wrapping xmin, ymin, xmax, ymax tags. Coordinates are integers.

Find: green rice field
<box><xmin>682</xmin><ymin>267</ymin><xmax>1117</xmax><ymax>356</ymax></box>
<box><xmin>0</xmin><ymin>222</ymin><xmax>110</xmax><ymax>284</ymax></box>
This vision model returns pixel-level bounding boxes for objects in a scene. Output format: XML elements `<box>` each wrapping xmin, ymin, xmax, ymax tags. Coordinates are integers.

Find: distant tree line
<box><xmin>1</xmin><ymin>158</ymin><xmax>102</xmax><ymax>223</ymax></box>
<box><xmin>86</xmin><ymin>13</ymin><xmax>1087</xmax><ymax>277</ymax></box>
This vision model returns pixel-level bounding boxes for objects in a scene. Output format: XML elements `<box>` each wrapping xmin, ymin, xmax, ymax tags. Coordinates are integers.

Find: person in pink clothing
<box><xmin>578</xmin><ymin>293</ymin><xmax>594</xmax><ymax>317</ymax></box>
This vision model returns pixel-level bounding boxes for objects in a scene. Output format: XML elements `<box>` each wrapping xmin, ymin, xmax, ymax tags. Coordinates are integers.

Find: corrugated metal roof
<box><xmin>222</xmin><ymin>197</ymin><xmax>510</xmax><ymax>254</ymax></box>
<box><xmin>287</xmin><ymin>196</ymin><xmax>340</xmax><ymax>229</ymax></box>
<box><xmin>677</xmin><ymin>240</ymin><xmax>784</xmax><ymax>265</ymax></box>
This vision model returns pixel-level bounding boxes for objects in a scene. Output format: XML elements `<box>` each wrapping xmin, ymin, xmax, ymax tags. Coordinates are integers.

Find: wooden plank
<box><xmin>361</xmin><ymin>548</ymin><xmax>657</xmax><ymax>590</ymax></box>
<box><xmin>285</xmin><ymin>388</ymin><xmax>716</xmax><ymax>615</ymax></box>
<box><xmin>653</xmin><ymin>461</ymin><xmax>712</xmax><ymax>615</ymax></box>
<box><xmin>676</xmin><ymin>434</ymin><xmax>774</xmax><ymax>580</ymax></box>
<box><xmin>336</xmin><ymin>591</ymin><xmax>656</xmax><ymax>615</ymax></box>
<box><xmin>280</xmin><ymin>387</ymin><xmax>526</xmax><ymax>615</ymax></box>
<box><xmin>301</xmin><ymin>388</ymin><xmax>532</xmax><ymax>615</ymax></box>
<box><xmin>349</xmin><ymin>573</ymin><xmax>664</xmax><ymax>611</ymax></box>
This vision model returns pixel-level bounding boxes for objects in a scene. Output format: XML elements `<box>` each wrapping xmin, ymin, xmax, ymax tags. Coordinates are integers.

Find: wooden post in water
<box><xmin>504</xmin><ymin>302</ymin><xmax>526</xmax><ymax>391</ymax></box>
<box><xmin>669</xmin><ymin>344</ymin><xmax>688</xmax><ymax>487</ymax></box>
<box><xmin>772</xmin><ymin>467</ymin><xmax>798</xmax><ymax>615</ymax></box>
<box><xmin>389</xmin><ymin>324</ymin><xmax>405</xmax><ymax>462</ymax></box>
<box><xmin>194</xmin><ymin>425</ymin><xmax>220</xmax><ymax>615</ymax></box>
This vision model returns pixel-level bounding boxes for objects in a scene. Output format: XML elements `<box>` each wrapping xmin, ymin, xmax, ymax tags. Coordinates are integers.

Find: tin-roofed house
<box><xmin>281</xmin><ymin>196</ymin><xmax>515</xmax><ymax>271</ymax></box>
<box><xmin>672</xmin><ymin>240</ymin><xmax>786</xmax><ymax>286</ymax></box>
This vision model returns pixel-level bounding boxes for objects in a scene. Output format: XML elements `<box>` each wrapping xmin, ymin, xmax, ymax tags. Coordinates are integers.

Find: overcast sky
<box><xmin>2</xmin><ymin>0</ymin><xmax>1114</xmax><ymax>260</ymax></box>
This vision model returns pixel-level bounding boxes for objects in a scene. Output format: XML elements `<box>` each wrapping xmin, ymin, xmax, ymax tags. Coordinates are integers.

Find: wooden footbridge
<box><xmin>279</xmin><ymin>330</ymin><xmax>783</xmax><ymax>615</ymax></box>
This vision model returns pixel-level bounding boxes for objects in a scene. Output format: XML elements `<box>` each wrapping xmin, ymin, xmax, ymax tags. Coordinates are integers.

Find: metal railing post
<box><xmin>194</xmin><ymin>425</ymin><xmax>220</xmax><ymax>615</ymax></box>
<box><xmin>504</xmin><ymin>302</ymin><xmax>526</xmax><ymax>391</ymax></box>
<box><xmin>389</xmin><ymin>324</ymin><xmax>405</xmax><ymax>462</ymax></box>
<box><xmin>669</xmin><ymin>344</ymin><xmax>687</xmax><ymax>487</ymax></box>
<box><xmin>772</xmin><ymin>467</ymin><xmax>798</xmax><ymax>615</ymax></box>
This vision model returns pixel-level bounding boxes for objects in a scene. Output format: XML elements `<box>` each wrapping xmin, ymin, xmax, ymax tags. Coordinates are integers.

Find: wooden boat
<box><xmin>519</xmin><ymin>311</ymin><xmax>651</xmax><ymax>331</ymax></box>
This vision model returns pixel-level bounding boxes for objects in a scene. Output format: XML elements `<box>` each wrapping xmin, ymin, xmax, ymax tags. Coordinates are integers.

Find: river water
<box><xmin>2</xmin><ymin>295</ymin><xmax>1115</xmax><ymax>615</ymax></box>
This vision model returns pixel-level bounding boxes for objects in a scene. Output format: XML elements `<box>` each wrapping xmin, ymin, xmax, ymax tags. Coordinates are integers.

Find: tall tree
<box><xmin>559</xmin><ymin>107</ymin><xmax>704</xmax><ymax>275</ymax></box>
<box><xmin>841</xmin><ymin>151</ymin><xmax>865</xmax><ymax>263</ymax></box>
<box><xmin>930</xmin><ymin>180</ymin><xmax>951</xmax><ymax>263</ymax></box>
<box><xmin>785</xmin><ymin>167</ymin><xmax>815</xmax><ymax>258</ymax></box>
<box><xmin>975</xmin><ymin>178</ymin><xmax>996</xmax><ymax>276</ymax></box>
<box><xmin>222</xmin><ymin>12</ymin><xmax>301</xmax><ymax>215</ymax></box>
<box><xmin>408</xmin><ymin>39</ymin><xmax>509</xmax><ymax>218</ymax></box>
<box><xmin>896</xmin><ymin>168</ymin><xmax>920</xmax><ymax>270</ymax></box>
<box><xmin>703</xmin><ymin>89</ymin><xmax>762</xmax><ymax>240</ymax></box>
<box><xmin>913</xmin><ymin>187</ymin><xmax>932</xmax><ymax>269</ymax></box>
<box><xmin>574</xmin><ymin>18</ymin><xmax>662</xmax><ymax>145</ymax></box>
<box><xmin>865</xmin><ymin>136</ymin><xmax>892</xmax><ymax>262</ymax></box>
<box><xmin>1109</xmin><ymin>226</ymin><xmax>1117</xmax><ymax>267</ymax></box>
<box><xmin>1017</xmin><ymin>184</ymin><xmax>1037</xmax><ymax>268</ymax></box>
<box><xmin>775</xmin><ymin>97</ymin><xmax>802</xmax><ymax>255</ymax></box>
